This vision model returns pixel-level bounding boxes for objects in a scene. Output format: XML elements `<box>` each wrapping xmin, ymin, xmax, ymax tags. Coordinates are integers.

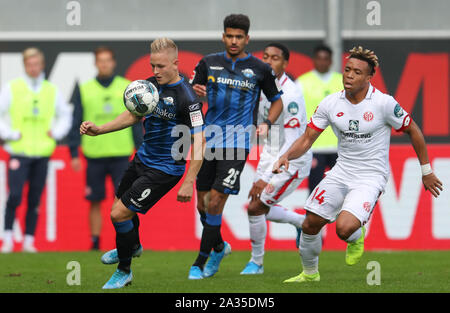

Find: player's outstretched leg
<box><xmin>345</xmin><ymin>226</ymin><xmax>366</xmax><ymax>265</ymax></box>
<box><xmin>101</xmin><ymin>214</ymin><xmax>143</xmax><ymax>264</ymax></box>
<box><xmin>265</xmin><ymin>204</ymin><xmax>305</xmax><ymax>248</ymax></box>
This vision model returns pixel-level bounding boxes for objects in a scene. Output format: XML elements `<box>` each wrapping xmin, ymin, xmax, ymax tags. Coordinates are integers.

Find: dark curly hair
<box><xmin>347</xmin><ymin>46</ymin><xmax>379</xmax><ymax>75</ymax></box>
<box><xmin>223</xmin><ymin>14</ymin><xmax>250</xmax><ymax>34</ymax></box>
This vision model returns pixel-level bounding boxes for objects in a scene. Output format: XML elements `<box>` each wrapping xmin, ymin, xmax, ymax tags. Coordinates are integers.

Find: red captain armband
<box><xmin>395</xmin><ymin>114</ymin><xmax>412</xmax><ymax>132</ymax></box>
<box><xmin>307</xmin><ymin>118</ymin><xmax>324</xmax><ymax>132</ymax></box>
<box><xmin>284</xmin><ymin>118</ymin><xmax>300</xmax><ymax>129</ymax></box>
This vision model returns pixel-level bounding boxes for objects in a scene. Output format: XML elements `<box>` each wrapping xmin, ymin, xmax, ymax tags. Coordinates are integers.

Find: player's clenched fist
<box><xmin>80</xmin><ymin>121</ymin><xmax>100</xmax><ymax>136</ymax></box>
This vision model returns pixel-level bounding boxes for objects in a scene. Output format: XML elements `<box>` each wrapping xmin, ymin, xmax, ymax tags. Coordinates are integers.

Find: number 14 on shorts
<box><xmin>312</xmin><ymin>187</ymin><xmax>326</xmax><ymax>204</ymax></box>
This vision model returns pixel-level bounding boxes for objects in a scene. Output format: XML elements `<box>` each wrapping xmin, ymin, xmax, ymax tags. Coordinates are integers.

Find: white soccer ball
<box><xmin>123</xmin><ymin>80</ymin><xmax>159</xmax><ymax>117</ymax></box>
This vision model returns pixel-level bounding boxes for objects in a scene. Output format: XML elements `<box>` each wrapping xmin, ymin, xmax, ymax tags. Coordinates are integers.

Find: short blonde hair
<box><xmin>150</xmin><ymin>37</ymin><xmax>178</xmax><ymax>57</ymax></box>
<box><xmin>347</xmin><ymin>46</ymin><xmax>379</xmax><ymax>75</ymax></box>
<box><xmin>23</xmin><ymin>47</ymin><xmax>44</xmax><ymax>63</ymax></box>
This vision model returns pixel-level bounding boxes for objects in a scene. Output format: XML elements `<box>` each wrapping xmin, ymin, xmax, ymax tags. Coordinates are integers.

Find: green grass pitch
<box><xmin>0</xmin><ymin>250</ymin><xmax>449</xmax><ymax>293</ymax></box>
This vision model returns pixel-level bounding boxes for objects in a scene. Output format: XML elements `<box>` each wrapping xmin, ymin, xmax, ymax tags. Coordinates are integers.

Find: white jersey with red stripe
<box><xmin>308</xmin><ymin>84</ymin><xmax>411</xmax><ymax>187</ymax></box>
<box><xmin>257</xmin><ymin>72</ymin><xmax>312</xmax><ymax>183</ymax></box>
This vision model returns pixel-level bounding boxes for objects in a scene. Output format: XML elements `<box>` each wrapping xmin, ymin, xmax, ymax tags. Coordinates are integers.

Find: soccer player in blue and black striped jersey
<box><xmin>188</xmin><ymin>14</ymin><xmax>284</xmax><ymax>279</ymax></box>
<box><xmin>80</xmin><ymin>38</ymin><xmax>206</xmax><ymax>289</ymax></box>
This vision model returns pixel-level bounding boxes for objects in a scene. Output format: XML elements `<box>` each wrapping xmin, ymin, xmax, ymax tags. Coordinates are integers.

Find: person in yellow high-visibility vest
<box><xmin>68</xmin><ymin>47</ymin><xmax>143</xmax><ymax>250</ymax></box>
<box><xmin>0</xmin><ymin>47</ymin><xmax>72</xmax><ymax>253</ymax></box>
<box><xmin>296</xmin><ymin>45</ymin><xmax>343</xmax><ymax>194</ymax></box>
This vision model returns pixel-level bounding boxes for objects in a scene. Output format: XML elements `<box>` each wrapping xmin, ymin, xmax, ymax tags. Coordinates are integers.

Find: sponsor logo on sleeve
<box><xmin>394</xmin><ymin>103</ymin><xmax>404</xmax><ymax>118</ymax></box>
<box><xmin>189</xmin><ymin>110</ymin><xmax>204</xmax><ymax>127</ymax></box>
<box><xmin>403</xmin><ymin>115</ymin><xmax>411</xmax><ymax>128</ymax></box>
<box><xmin>287</xmin><ymin>102</ymin><xmax>299</xmax><ymax>115</ymax></box>
<box><xmin>189</xmin><ymin>103</ymin><xmax>201</xmax><ymax>111</ymax></box>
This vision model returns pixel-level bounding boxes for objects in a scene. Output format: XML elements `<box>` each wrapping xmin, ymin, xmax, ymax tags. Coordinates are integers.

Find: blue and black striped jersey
<box><xmin>136</xmin><ymin>75</ymin><xmax>204</xmax><ymax>176</ymax></box>
<box><xmin>190</xmin><ymin>52</ymin><xmax>282</xmax><ymax>150</ymax></box>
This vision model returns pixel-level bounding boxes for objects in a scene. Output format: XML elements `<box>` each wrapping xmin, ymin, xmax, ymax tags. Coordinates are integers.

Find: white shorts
<box><xmin>255</xmin><ymin>151</ymin><xmax>311</xmax><ymax>207</ymax></box>
<box><xmin>304</xmin><ymin>172</ymin><xmax>383</xmax><ymax>225</ymax></box>
<box><xmin>260</xmin><ymin>169</ymin><xmax>307</xmax><ymax>206</ymax></box>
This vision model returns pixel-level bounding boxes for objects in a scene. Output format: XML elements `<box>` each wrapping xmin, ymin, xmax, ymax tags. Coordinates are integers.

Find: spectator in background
<box><xmin>68</xmin><ymin>46</ymin><xmax>142</xmax><ymax>251</ymax></box>
<box><xmin>296</xmin><ymin>45</ymin><xmax>342</xmax><ymax>194</ymax></box>
<box><xmin>0</xmin><ymin>47</ymin><xmax>72</xmax><ymax>253</ymax></box>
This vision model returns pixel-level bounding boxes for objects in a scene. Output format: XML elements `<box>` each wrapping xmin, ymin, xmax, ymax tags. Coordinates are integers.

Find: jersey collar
<box><xmin>164</xmin><ymin>75</ymin><xmax>184</xmax><ymax>87</ymax></box>
<box><xmin>223</xmin><ymin>51</ymin><xmax>252</xmax><ymax>63</ymax></box>
<box><xmin>278</xmin><ymin>72</ymin><xmax>288</xmax><ymax>86</ymax></box>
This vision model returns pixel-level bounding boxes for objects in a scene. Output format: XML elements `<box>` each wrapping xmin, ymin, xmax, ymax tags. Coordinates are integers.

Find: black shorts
<box><xmin>85</xmin><ymin>156</ymin><xmax>130</xmax><ymax>202</ymax></box>
<box><xmin>196</xmin><ymin>148</ymin><xmax>249</xmax><ymax>195</ymax></box>
<box><xmin>116</xmin><ymin>155</ymin><xmax>182</xmax><ymax>214</ymax></box>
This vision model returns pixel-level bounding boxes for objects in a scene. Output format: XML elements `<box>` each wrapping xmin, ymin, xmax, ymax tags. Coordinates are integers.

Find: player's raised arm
<box><xmin>402</xmin><ymin>119</ymin><xmax>443</xmax><ymax>197</ymax></box>
<box><xmin>80</xmin><ymin>110</ymin><xmax>140</xmax><ymax>136</ymax></box>
<box><xmin>272</xmin><ymin>126</ymin><xmax>321</xmax><ymax>173</ymax></box>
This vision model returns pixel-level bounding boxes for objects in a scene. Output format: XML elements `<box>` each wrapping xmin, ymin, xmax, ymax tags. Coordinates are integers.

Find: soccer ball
<box><xmin>123</xmin><ymin>80</ymin><xmax>159</xmax><ymax>116</ymax></box>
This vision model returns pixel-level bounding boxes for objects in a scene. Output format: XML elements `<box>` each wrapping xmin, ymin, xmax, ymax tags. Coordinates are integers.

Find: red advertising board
<box><xmin>0</xmin><ymin>144</ymin><xmax>449</xmax><ymax>251</ymax></box>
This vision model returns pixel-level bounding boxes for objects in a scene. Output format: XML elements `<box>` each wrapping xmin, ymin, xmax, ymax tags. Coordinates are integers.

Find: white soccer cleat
<box><xmin>22</xmin><ymin>244</ymin><xmax>37</xmax><ymax>253</ymax></box>
<box><xmin>1</xmin><ymin>242</ymin><xmax>13</xmax><ymax>253</ymax></box>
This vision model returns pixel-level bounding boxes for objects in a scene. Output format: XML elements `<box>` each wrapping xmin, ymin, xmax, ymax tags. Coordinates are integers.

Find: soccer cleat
<box><xmin>283</xmin><ymin>271</ymin><xmax>320</xmax><ymax>283</ymax></box>
<box><xmin>1</xmin><ymin>242</ymin><xmax>13</xmax><ymax>254</ymax></box>
<box><xmin>240</xmin><ymin>261</ymin><xmax>264</xmax><ymax>275</ymax></box>
<box><xmin>102</xmin><ymin>269</ymin><xmax>133</xmax><ymax>289</ymax></box>
<box><xmin>22</xmin><ymin>244</ymin><xmax>37</xmax><ymax>253</ymax></box>
<box><xmin>101</xmin><ymin>245</ymin><xmax>143</xmax><ymax>265</ymax></box>
<box><xmin>188</xmin><ymin>266</ymin><xmax>204</xmax><ymax>280</ymax></box>
<box><xmin>295</xmin><ymin>227</ymin><xmax>302</xmax><ymax>249</ymax></box>
<box><xmin>345</xmin><ymin>226</ymin><xmax>366</xmax><ymax>265</ymax></box>
<box><xmin>203</xmin><ymin>242</ymin><xmax>232</xmax><ymax>278</ymax></box>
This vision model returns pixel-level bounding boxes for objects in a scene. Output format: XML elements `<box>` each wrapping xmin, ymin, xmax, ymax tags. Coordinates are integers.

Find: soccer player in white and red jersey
<box><xmin>241</xmin><ymin>43</ymin><xmax>312</xmax><ymax>275</ymax></box>
<box><xmin>273</xmin><ymin>46</ymin><xmax>443</xmax><ymax>283</ymax></box>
